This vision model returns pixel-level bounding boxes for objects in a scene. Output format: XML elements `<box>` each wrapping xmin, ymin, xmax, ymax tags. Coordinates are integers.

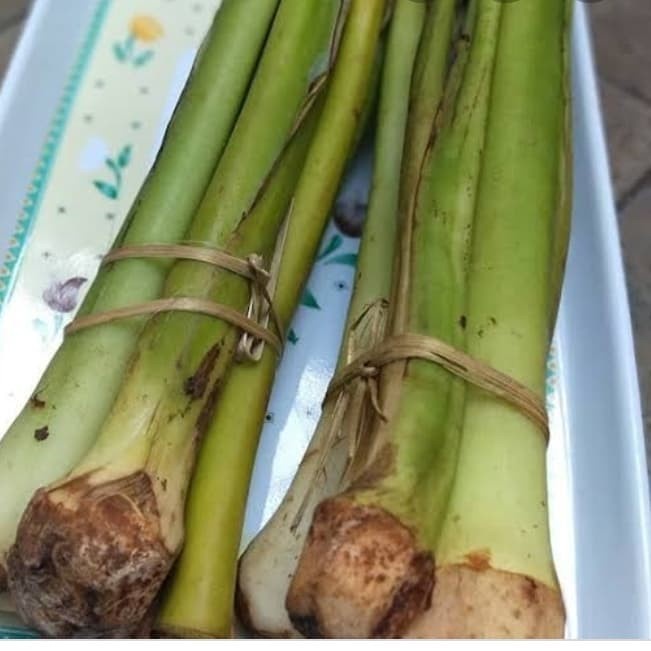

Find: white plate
<box><xmin>0</xmin><ymin>0</ymin><xmax>649</xmax><ymax>639</ymax></box>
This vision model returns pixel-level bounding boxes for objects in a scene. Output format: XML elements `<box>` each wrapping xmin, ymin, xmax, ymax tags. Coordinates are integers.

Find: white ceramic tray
<box><xmin>0</xmin><ymin>0</ymin><xmax>649</xmax><ymax>639</ymax></box>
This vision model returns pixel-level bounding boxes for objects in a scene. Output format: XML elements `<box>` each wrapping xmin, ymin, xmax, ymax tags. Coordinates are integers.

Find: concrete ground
<box><xmin>1</xmin><ymin>1</ymin><xmax>650</xmax><ymax>458</ymax></box>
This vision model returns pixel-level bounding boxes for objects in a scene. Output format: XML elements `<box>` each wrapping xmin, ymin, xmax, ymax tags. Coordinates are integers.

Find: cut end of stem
<box><xmin>405</xmin><ymin>564</ymin><xmax>565</xmax><ymax>639</ymax></box>
<box><xmin>286</xmin><ymin>496</ymin><xmax>434</xmax><ymax>638</ymax></box>
<box><xmin>7</xmin><ymin>472</ymin><xmax>174</xmax><ymax>637</ymax></box>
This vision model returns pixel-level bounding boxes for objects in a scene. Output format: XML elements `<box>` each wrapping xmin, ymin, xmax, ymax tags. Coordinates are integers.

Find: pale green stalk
<box><xmin>390</xmin><ymin>0</ymin><xmax>458</xmax><ymax>333</ymax></box>
<box><xmin>550</xmin><ymin>0</ymin><xmax>574</xmax><ymax>327</ymax></box>
<box><xmin>0</xmin><ymin>0</ymin><xmax>280</xmax><ymax>583</ymax></box>
<box><xmin>284</xmin><ymin>1</ymin><xmax>507</xmax><ymax>638</ymax></box>
<box><xmin>435</xmin><ymin>0</ymin><xmax>568</xmax><ymax>589</ymax></box>
<box><xmin>156</xmin><ymin>0</ymin><xmax>387</xmax><ymax>637</ymax></box>
<box><xmin>45</xmin><ymin>0</ymin><xmax>344</xmax><ymax>497</ymax></box>
<box><xmin>339</xmin><ymin>0</ymin><xmax>502</xmax><ymax>547</ymax></box>
<box><xmin>337</xmin><ymin>1</ymin><xmax>423</xmax><ymax>360</ymax></box>
<box><xmin>7</xmin><ymin>0</ymin><xmax>346</xmax><ymax>637</ymax></box>
<box><xmin>237</xmin><ymin>0</ymin><xmax>425</xmax><ymax>634</ymax></box>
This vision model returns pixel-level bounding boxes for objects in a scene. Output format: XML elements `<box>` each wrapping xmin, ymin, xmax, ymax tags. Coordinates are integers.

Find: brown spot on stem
<box><xmin>183</xmin><ymin>342</ymin><xmax>221</xmax><ymax>400</ymax></box>
<box><xmin>195</xmin><ymin>377</ymin><xmax>222</xmax><ymax>441</ymax></box>
<box><xmin>522</xmin><ymin>577</ymin><xmax>538</xmax><ymax>605</ymax></box>
<box><xmin>34</xmin><ymin>426</ymin><xmax>49</xmax><ymax>442</ymax></box>
<box><xmin>459</xmin><ymin>315</ymin><xmax>467</xmax><ymax>329</ymax></box>
<box><xmin>464</xmin><ymin>549</ymin><xmax>492</xmax><ymax>572</ymax></box>
<box><xmin>30</xmin><ymin>394</ymin><xmax>46</xmax><ymax>409</ymax></box>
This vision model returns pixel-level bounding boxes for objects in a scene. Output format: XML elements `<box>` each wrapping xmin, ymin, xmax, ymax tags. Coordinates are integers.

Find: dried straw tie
<box><xmin>64</xmin><ymin>243</ymin><xmax>284</xmax><ymax>359</ymax></box>
<box><xmin>290</xmin><ymin>324</ymin><xmax>550</xmax><ymax>531</ymax></box>
<box><xmin>325</xmin><ymin>332</ymin><xmax>550</xmax><ymax>442</ymax></box>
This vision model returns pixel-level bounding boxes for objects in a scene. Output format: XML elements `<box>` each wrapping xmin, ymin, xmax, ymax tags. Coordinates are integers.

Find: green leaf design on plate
<box><xmin>324</xmin><ymin>252</ymin><xmax>358</xmax><ymax>267</ymax></box>
<box><xmin>288</xmin><ymin>328</ymin><xmax>299</xmax><ymax>345</ymax></box>
<box><xmin>93</xmin><ymin>180</ymin><xmax>118</xmax><ymax>200</ymax></box>
<box><xmin>300</xmin><ymin>288</ymin><xmax>320</xmax><ymax>310</ymax></box>
<box><xmin>133</xmin><ymin>50</ymin><xmax>154</xmax><ymax>67</ymax></box>
<box><xmin>117</xmin><ymin>145</ymin><xmax>132</xmax><ymax>168</ymax></box>
<box><xmin>124</xmin><ymin>34</ymin><xmax>135</xmax><ymax>57</ymax></box>
<box><xmin>113</xmin><ymin>42</ymin><xmax>126</xmax><ymax>61</ymax></box>
<box><xmin>106</xmin><ymin>158</ymin><xmax>120</xmax><ymax>175</ymax></box>
<box><xmin>317</xmin><ymin>234</ymin><xmax>343</xmax><ymax>261</ymax></box>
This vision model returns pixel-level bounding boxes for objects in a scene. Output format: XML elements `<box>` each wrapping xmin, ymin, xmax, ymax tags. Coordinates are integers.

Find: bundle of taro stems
<box><xmin>0</xmin><ymin>0</ymin><xmax>572</xmax><ymax>639</ymax></box>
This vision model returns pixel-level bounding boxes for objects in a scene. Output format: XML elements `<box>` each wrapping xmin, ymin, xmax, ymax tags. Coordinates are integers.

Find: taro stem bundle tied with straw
<box><xmin>0</xmin><ymin>0</ymin><xmax>280</xmax><ymax>588</ymax></box>
<box><xmin>237</xmin><ymin>0</ymin><xmax>426</xmax><ymax>638</ymax></box>
<box><xmin>408</xmin><ymin>0</ymin><xmax>573</xmax><ymax>637</ymax></box>
<box><xmin>7</xmin><ymin>0</ymin><xmax>351</xmax><ymax>637</ymax></box>
<box><xmin>240</xmin><ymin>0</ymin><xmax>573</xmax><ymax>639</ymax></box>
<box><xmin>284</xmin><ymin>0</ymin><xmax>499</xmax><ymax>637</ymax></box>
<box><xmin>156</xmin><ymin>0</ymin><xmax>387</xmax><ymax>638</ymax></box>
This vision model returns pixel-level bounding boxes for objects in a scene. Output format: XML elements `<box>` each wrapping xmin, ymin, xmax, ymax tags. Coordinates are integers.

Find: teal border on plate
<box><xmin>0</xmin><ymin>0</ymin><xmax>112</xmax><ymax>314</ymax></box>
<box><xmin>0</xmin><ymin>626</ymin><xmax>39</xmax><ymax>639</ymax></box>
<box><xmin>0</xmin><ymin>0</ymin><xmax>112</xmax><ymax>638</ymax></box>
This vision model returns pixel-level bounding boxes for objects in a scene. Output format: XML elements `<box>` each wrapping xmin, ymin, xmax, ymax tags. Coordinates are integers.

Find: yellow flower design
<box><xmin>129</xmin><ymin>15</ymin><xmax>164</xmax><ymax>43</ymax></box>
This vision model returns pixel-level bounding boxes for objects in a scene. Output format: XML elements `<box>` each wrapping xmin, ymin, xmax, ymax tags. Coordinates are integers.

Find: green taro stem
<box><xmin>156</xmin><ymin>0</ymin><xmax>387</xmax><ymax>638</ymax></box>
<box><xmin>435</xmin><ymin>0</ymin><xmax>570</xmax><ymax>591</ymax></box>
<box><xmin>6</xmin><ymin>0</ymin><xmax>347</xmax><ymax>637</ymax></box>
<box><xmin>351</xmin><ymin>0</ymin><xmax>503</xmax><ymax>561</ymax></box>
<box><xmin>234</xmin><ymin>0</ymin><xmax>426</xmax><ymax>638</ymax></box>
<box><xmin>0</xmin><ymin>0</ymin><xmax>280</xmax><ymax>584</ymax></box>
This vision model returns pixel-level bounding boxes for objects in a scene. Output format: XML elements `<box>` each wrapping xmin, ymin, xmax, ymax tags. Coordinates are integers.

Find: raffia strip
<box><xmin>237</xmin><ymin>214</ymin><xmax>289</xmax><ymax>362</ymax></box>
<box><xmin>102</xmin><ymin>243</ymin><xmax>261</xmax><ymax>279</ymax></box>
<box><xmin>325</xmin><ymin>332</ymin><xmax>549</xmax><ymax>441</ymax></box>
<box><xmin>64</xmin><ymin>244</ymin><xmax>284</xmax><ymax>357</ymax></box>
